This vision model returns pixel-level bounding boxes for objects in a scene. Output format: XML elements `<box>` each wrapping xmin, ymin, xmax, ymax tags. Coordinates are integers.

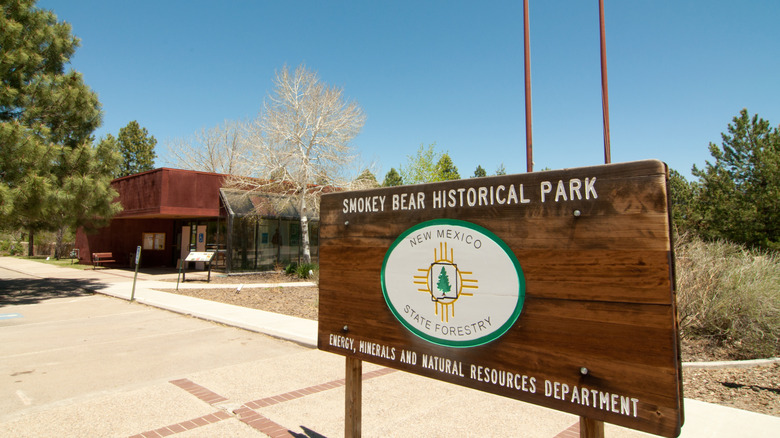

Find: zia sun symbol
<box><xmin>413</xmin><ymin>242</ymin><xmax>478</xmax><ymax>322</ymax></box>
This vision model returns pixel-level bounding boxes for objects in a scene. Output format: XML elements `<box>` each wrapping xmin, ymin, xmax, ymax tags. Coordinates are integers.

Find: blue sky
<box><xmin>38</xmin><ymin>0</ymin><xmax>780</xmax><ymax>180</ymax></box>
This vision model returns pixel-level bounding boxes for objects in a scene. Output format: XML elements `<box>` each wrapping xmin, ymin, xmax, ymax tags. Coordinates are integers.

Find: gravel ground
<box><xmin>159</xmin><ymin>284</ymin><xmax>319</xmax><ymax>321</ymax></box>
<box><xmin>158</xmin><ymin>271</ymin><xmax>318</xmax><ymax>320</ymax></box>
<box><xmin>683</xmin><ymin>363</ymin><xmax>779</xmax><ymax>417</ymax></box>
<box><xmin>158</xmin><ymin>273</ymin><xmax>779</xmax><ymax>417</ymax></box>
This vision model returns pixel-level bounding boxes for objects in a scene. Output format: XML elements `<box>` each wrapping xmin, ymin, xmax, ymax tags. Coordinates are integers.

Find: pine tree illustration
<box><xmin>437</xmin><ymin>266</ymin><xmax>452</xmax><ymax>296</ymax></box>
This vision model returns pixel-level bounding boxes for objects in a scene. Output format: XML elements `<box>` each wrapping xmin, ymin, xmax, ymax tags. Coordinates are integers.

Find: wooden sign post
<box><xmin>318</xmin><ymin>160</ymin><xmax>683</xmax><ymax>437</ymax></box>
<box><xmin>345</xmin><ymin>356</ymin><xmax>362</xmax><ymax>438</ymax></box>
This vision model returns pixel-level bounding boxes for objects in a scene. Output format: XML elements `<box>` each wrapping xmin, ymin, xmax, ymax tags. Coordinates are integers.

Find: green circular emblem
<box><xmin>381</xmin><ymin>219</ymin><xmax>525</xmax><ymax>348</ymax></box>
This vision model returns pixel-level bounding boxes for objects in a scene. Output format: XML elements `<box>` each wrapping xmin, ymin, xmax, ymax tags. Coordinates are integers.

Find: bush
<box><xmin>282</xmin><ymin>261</ymin><xmax>318</xmax><ymax>280</ymax></box>
<box><xmin>284</xmin><ymin>262</ymin><xmax>298</xmax><ymax>275</ymax></box>
<box><xmin>295</xmin><ymin>263</ymin><xmax>318</xmax><ymax>280</ymax></box>
<box><xmin>676</xmin><ymin>236</ymin><xmax>780</xmax><ymax>359</ymax></box>
<box><xmin>0</xmin><ymin>240</ymin><xmax>23</xmax><ymax>256</ymax></box>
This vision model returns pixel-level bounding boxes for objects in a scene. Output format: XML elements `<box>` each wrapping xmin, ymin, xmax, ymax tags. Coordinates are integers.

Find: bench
<box><xmin>92</xmin><ymin>252</ymin><xmax>116</xmax><ymax>269</ymax></box>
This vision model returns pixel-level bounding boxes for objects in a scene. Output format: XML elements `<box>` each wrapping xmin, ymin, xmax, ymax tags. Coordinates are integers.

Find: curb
<box><xmin>89</xmin><ymin>284</ymin><xmax>319</xmax><ymax>349</ymax></box>
<box><xmin>682</xmin><ymin>357</ymin><xmax>780</xmax><ymax>370</ymax></box>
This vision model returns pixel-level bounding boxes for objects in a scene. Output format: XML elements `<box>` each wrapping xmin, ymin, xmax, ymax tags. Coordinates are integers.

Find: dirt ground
<box><xmin>159</xmin><ymin>273</ymin><xmax>779</xmax><ymax>418</ymax></box>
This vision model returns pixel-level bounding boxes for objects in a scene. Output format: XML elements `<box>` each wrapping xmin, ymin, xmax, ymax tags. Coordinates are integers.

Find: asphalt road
<box><xmin>0</xmin><ymin>268</ymin><xmax>311</xmax><ymax>437</ymax></box>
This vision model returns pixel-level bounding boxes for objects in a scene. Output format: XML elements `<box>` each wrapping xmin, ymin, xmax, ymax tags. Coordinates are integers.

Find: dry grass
<box><xmin>675</xmin><ymin>235</ymin><xmax>780</xmax><ymax>359</ymax></box>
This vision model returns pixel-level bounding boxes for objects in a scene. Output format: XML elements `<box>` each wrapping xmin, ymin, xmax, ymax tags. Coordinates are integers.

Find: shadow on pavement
<box><xmin>290</xmin><ymin>426</ymin><xmax>328</xmax><ymax>438</ymax></box>
<box><xmin>0</xmin><ymin>278</ymin><xmax>104</xmax><ymax>306</ymax></box>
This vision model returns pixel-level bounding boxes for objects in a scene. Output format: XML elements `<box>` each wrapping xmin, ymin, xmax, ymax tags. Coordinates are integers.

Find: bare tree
<box><xmin>164</xmin><ymin>119</ymin><xmax>250</xmax><ymax>175</ymax></box>
<box><xmin>233</xmin><ymin>64</ymin><xmax>366</xmax><ymax>263</ymax></box>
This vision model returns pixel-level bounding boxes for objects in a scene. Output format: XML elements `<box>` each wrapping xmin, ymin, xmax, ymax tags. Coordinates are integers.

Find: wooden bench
<box><xmin>92</xmin><ymin>252</ymin><xmax>116</xmax><ymax>269</ymax></box>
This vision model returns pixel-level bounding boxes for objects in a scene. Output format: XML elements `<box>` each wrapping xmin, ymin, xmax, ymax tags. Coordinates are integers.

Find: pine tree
<box><xmin>668</xmin><ymin>169</ymin><xmax>697</xmax><ymax>235</ymax></box>
<box><xmin>382</xmin><ymin>168</ymin><xmax>403</xmax><ymax>186</ymax></box>
<box><xmin>117</xmin><ymin>121</ymin><xmax>157</xmax><ymax>177</ymax></box>
<box><xmin>435</xmin><ymin>153</ymin><xmax>460</xmax><ymax>181</ymax></box>
<box><xmin>691</xmin><ymin>109</ymin><xmax>779</xmax><ymax>249</ymax></box>
<box><xmin>436</xmin><ymin>266</ymin><xmax>452</xmax><ymax>296</ymax></box>
<box><xmin>1</xmin><ymin>0</ymin><xmax>118</xmax><ymax>255</ymax></box>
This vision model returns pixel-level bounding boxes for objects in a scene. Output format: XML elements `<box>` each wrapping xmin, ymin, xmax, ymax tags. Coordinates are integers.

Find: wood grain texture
<box><xmin>345</xmin><ymin>357</ymin><xmax>362</xmax><ymax>438</ymax></box>
<box><xmin>318</xmin><ymin>160</ymin><xmax>682</xmax><ymax>437</ymax></box>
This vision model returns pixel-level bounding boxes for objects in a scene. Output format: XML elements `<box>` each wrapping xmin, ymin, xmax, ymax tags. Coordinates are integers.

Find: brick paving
<box><xmin>553</xmin><ymin>422</ymin><xmax>580</xmax><ymax>438</ymax></box>
<box><xmin>128</xmin><ymin>366</ymin><xmax>591</xmax><ymax>437</ymax></box>
<box><xmin>168</xmin><ymin>378</ymin><xmax>229</xmax><ymax>405</ymax></box>
<box><xmin>127</xmin><ymin>411</ymin><xmax>231</xmax><ymax>438</ymax></box>
<box><xmin>128</xmin><ymin>367</ymin><xmax>397</xmax><ymax>437</ymax></box>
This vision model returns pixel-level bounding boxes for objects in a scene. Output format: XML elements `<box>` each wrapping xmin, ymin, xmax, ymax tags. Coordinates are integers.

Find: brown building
<box><xmin>75</xmin><ymin>168</ymin><xmax>318</xmax><ymax>272</ymax></box>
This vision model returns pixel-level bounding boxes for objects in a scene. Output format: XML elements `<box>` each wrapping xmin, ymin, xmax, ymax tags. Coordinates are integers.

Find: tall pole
<box><xmin>599</xmin><ymin>0</ymin><xmax>611</xmax><ymax>164</ymax></box>
<box><xmin>524</xmin><ymin>0</ymin><xmax>533</xmax><ymax>172</ymax></box>
<box><xmin>582</xmin><ymin>3</ymin><xmax>610</xmax><ymax>436</ymax></box>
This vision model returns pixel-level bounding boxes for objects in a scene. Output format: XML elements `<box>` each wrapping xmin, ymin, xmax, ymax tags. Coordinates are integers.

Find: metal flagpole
<box><xmin>524</xmin><ymin>0</ymin><xmax>533</xmax><ymax>172</ymax></box>
<box><xmin>579</xmin><ymin>3</ymin><xmax>610</xmax><ymax>437</ymax></box>
<box><xmin>599</xmin><ymin>0</ymin><xmax>611</xmax><ymax>164</ymax></box>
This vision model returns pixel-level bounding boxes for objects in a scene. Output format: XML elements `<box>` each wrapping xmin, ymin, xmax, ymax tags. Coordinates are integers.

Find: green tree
<box><xmin>495</xmin><ymin>163</ymin><xmax>506</xmax><ymax>176</ymax></box>
<box><xmin>50</xmin><ymin>138</ymin><xmax>123</xmax><ymax>257</ymax></box>
<box><xmin>382</xmin><ymin>168</ymin><xmax>403</xmax><ymax>187</ymax></box>
<box><xmin>472</xmin><ymin>165</ymin><xmax>487</xmax><ymax>178</ymax></box>
<box><xmin>436</xmin><ymin>266</ymin><xmax>452</xmax><ymax>295</ymax></box>
<box><xmin>399</xmin><ymin>143</ymin><xmax>460</xmax><ymax>184</ymax></box>
<box><xmin>400</xmin><ymin>143</ymin><xmax>441</xmax><ymax>184</ymax></box>
<box><xmin>435</xmin><ymin>153</ymin><xmax>460</xmax><ymax>181</ymax></box>
<box><xmin>691</xmin><ymin>109</ymin><xmax>779</xmax><ymax>250</ymax></box>
<box><xmin>116</xmin><ymin>120</ymin><xmax>157</xmax><ymax>177</ymax></box>
<box><xmin>1</xmin><ymin>0</ymin><xmax>117</xmax><ymax>255</ymax></box>
<box><xmin>668</xmin><ymin>169</ymin><xmax>698</xmax><ymax>235</ymax></box>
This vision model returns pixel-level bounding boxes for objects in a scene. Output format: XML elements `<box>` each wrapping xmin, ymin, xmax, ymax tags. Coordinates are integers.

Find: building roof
<box><xmin>219</xmin><ymin>188</ymin><xmax>318</xmax><ymax>220</ymax></box>
<box><xmin>111</xmin><ymin>167</ymin><xmax>320</xmax><ymax>221</ymax></box>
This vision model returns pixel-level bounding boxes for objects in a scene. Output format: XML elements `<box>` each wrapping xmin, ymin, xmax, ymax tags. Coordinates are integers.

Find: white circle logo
<box><xmin>381</xmin><ymin>219</ymin><xmax>525</xmax><ymax>347</ymax></box>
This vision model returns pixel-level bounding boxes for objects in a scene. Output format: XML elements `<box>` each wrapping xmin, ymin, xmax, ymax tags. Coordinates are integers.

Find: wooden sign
<box><xmin>318</xmin><ymin>160</ymin><xmax>683</xmax><ymax>437</ymax></box>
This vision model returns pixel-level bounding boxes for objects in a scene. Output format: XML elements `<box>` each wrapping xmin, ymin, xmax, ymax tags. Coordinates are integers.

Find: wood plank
<box><xmin>318</xmin><ymin>160</ymin><xmax>682</xmax><ymax>437</ymax></box>
<box><xmin>581</xmin><ymin>417</ymin><xmax>605</xmax><ymax>438</ymax></box>
<box><xmin>345</xmin><ymin>357</ymin><xmax>362</xmax><ymax>438</ymax></box>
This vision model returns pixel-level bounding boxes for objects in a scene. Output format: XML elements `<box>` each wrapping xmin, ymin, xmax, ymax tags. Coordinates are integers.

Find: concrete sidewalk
<box><xmin>2</xmin><ymin>256</ymin><xmax>778</xmax><ymax>437</ymax></box>
<box><xmin>0</xmin><ymin>257</ymin><xmax>318</xmax><ymax>347</ymax></box>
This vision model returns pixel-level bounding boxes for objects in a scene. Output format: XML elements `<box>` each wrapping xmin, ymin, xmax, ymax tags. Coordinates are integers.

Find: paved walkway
<box><xmin>1</xmin><ymin>257</ymin><xmax>778</xmax><ymax>437</ymax></box>
<box><xmin>1</xmin><ymin>258</ymin><xmax>318</xmax><ymax>347</ymax></box>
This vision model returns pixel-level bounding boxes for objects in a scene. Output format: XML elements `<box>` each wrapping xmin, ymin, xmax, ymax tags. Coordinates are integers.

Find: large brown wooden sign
<box><xmin>318</xmin><ymin>160</ymin><xmax>683</xmax><ymax>437</ymax></box>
